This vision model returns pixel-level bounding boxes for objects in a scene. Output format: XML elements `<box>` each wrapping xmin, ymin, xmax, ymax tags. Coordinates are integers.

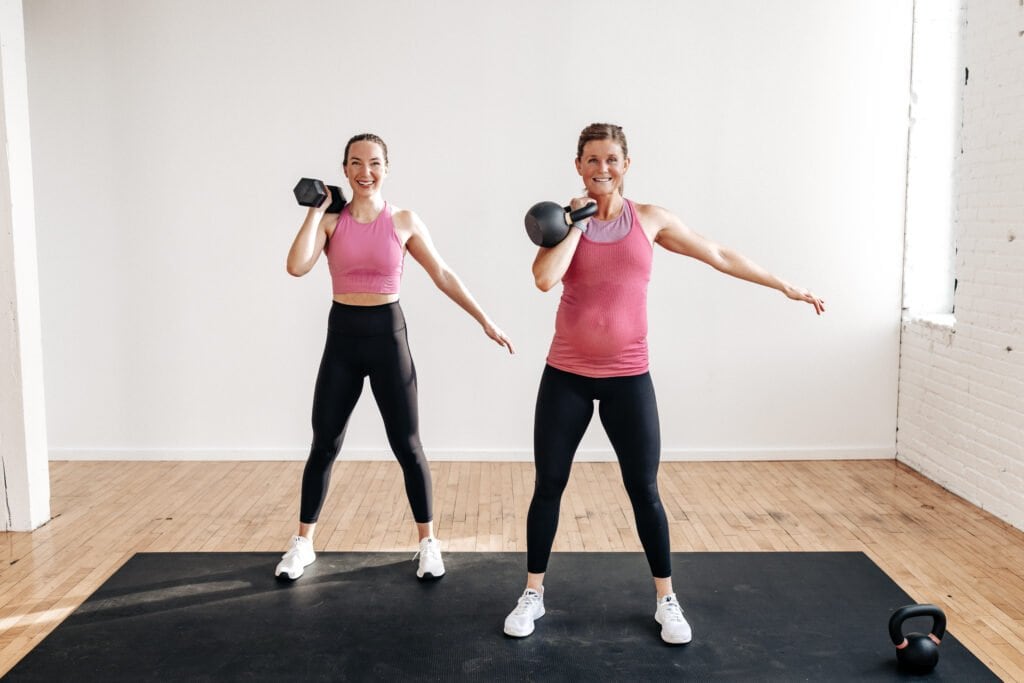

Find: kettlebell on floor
<box><xmin>888</xmin><ymin>603</ymin><xmax>946</xmax><ymax>672</ymax></box>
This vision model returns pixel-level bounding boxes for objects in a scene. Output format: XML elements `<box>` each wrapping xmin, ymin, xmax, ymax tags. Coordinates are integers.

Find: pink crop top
<box><xmin>546</xmin><ymin>199</ymin><xmax>653</xmax><ymax>378</ymax></box>
<box><xmin>325</xmin><ymin>202</ymin><xmax>405</xmax><ymax>295</ymax></box>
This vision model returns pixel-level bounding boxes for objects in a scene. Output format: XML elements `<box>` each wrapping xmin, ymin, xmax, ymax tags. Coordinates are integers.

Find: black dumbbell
<box><xmin>524</xmin><ymin>201</ymin><xmax>599</xmax><ymax>247</ymax></box>
<box><xmin>293</xmin><ymin>177</ymin><xmax>347</xmax><ymax>213</ymax></box>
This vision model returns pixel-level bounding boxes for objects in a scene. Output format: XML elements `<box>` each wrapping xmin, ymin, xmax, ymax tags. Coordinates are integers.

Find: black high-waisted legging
<box><xmin>527</xmin><ymin>365</ymin><xmax>671</xmax><ymax>578</ymax></box>
<box><xmin>299</xmin><ymin>301</ymin><xmax>431</xmax><ymax>524</ymax></box>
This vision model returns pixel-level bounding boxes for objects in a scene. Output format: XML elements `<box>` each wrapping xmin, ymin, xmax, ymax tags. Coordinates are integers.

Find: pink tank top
<box><xmin>325</xmin><ymin>202</ymin><xmax>404</xmax><ymax>295</ymax></box>
<box><xmin>547</xmin><ymin>199</ymin><xmax>653</xmax><ymax>377</ymax></box>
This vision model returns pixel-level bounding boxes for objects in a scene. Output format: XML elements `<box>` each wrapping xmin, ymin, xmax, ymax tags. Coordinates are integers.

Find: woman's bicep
<box><xmin>405</xmin><ymin>221</ymin><xmax>449</xmax><ymax>281</ymax></box>
<box><xmin>653</xmin><ymin>211</ymin><xmax>721</xmax><ymax>265</ymax></box>
<box><xmin>316</xmin><ymin>213</ymin><xmax>335</xmax><ymax>248</ymax></box>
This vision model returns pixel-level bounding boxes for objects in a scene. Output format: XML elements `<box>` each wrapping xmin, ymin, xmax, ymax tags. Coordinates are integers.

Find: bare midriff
<box><xmin>333</xmin><ymin>292</ymin><xmax>399</xmax><ymax>306</ymax></box>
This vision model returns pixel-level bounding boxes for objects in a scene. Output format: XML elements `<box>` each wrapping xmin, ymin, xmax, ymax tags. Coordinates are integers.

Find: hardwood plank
<box><xmin>0</xmin><ymin>460</ymin><xmax>1021</xmax><ymax>680</ymax></box>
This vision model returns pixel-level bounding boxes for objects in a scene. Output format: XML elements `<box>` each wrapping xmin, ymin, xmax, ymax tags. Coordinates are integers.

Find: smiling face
<box><xmin>343</xmin><ymin>139</ymin><xmax>389</xmax><ymax>198</ymax></box>
<box><xmin>576</xmin><ymin>138</ymin><xmax>630</xmax><ymax>198</ymax></box>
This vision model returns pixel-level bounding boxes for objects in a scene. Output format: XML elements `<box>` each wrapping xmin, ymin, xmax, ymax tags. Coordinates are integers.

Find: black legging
<box><xmin>299</xmin><ymin>301</ymin><xmax>432</xmax><ymax>524</ymax></box>
<box><xmin>527</xmin><ymin>364</ymin><xmax>671</xmax><ymax>578</ymax></box>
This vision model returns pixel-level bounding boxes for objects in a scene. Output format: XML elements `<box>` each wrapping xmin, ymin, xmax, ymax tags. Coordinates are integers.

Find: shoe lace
<box><xmin>413</xmin><ymin>540</ymin><xmax>441</xmax><ymax>563</ymax></box>
<box><xmin>511</xmin><ymin>591</ymin><xmax>541</xmax><ymax>616</ymax></box>
<box><xmin>283</xmin><ymin>537</ymin><xmax>306</xmax><ymax>559</ymax></box>
<box><xmin>660</xmin><ymin>598</ymin><xmax>685</xmax><ymax>623</ymax></box>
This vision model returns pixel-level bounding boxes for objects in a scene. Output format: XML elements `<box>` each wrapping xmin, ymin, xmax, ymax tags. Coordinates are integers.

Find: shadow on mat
<box><xmin>8</xmin><ymin>552</ymin><xmax>998</xmax><ymax>682</ymax></box>
<box><xmin>70</xmin><ymin>557</ymin><xmax>420</xmax><ymax>624</ymax></box>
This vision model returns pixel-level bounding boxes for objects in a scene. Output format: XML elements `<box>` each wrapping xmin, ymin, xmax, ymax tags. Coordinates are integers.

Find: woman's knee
<box><xmin>623</xmin><ymin>477</ymin><xmax>662</xmax><ymax>509</ymax></box>
<box><xmin>391</xmin><ymin>437</ymin><xmax>427</xmax><ymax>470</ymax></box>
<box><xmin>305</xmin><ymin>442</ymin><xmax>339</xmax><ymax>472</ymax></box>
<box><xmin>533</xmin><ymin>470</ymin><xmax>571</xmax><ymax>500</ymax></box>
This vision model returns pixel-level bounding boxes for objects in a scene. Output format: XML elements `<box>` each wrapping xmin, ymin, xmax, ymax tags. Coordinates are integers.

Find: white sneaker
<box><xmin>655</xmin><ymin>593</ymin><xmax>692</xmax><ymax>644</ymax></box>
<box><xmin>504</xmin><ymin>588</ymin><xmax>545</xmax><ymax>637</ymax></box>
<box><xmin>274</xmin><ymin>535</ymin><xmax>315</xmax><ymax>580</ymax></box>
<box><xmin>414</xmin><ymin>537</ymin><xmax>445</xmax><ymax>579</ymax></box>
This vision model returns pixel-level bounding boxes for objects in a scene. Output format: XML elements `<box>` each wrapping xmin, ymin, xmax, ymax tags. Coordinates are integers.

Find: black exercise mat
<box><xmin>5</xmin><ymin>552</ymin><xmax>996</xmax><ymax>682</ymax></box>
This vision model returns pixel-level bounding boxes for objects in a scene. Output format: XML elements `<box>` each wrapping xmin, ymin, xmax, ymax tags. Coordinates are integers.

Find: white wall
<box><xmin>0</xmin><ymin>0</ymin><xmax>49</xmax><ymax>531</ymax></box>
<box><xmin>24</xmin><ymin>0</ymin><xmax>912</xmax><ymax>462</ymax></box>
<box><xmin>898</xmin><ymin>0</ymin><xmax>1024</xmax><ymax>531</ymax></box>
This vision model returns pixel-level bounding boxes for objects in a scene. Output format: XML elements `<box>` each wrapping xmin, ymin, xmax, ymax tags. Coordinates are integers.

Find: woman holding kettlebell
<box><xmin>504</xmin><ymin>123</ymin><xmax>825</xmax><ymax>644</ymax></box>
<box><xmin>279</xmin><ymin>133</ymin><xmax>514</xmax><ymax>581</ymax></box>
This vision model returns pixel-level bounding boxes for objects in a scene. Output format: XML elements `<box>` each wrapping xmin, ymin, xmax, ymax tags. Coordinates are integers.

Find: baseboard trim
<box><xmin>49</xmin><ymin>446</ymin><xmax>895</xmax><ymax>462</ymax></box>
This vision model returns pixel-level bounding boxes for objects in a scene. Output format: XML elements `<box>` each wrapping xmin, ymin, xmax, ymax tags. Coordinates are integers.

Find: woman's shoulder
<box><xmin>389</xmin><ymin>204</ymin><xmax>417</xmax><ymax>227</ymax></box>
<box><xmin>628</xmin><ymin>200</ymin><xmax>679</xmax><ymax>241</ymax></box>
<box><xmin>629</xmin><ymin>200</ymin><xmax>671</xmax><ymax>221</ymax></box>
<box><xmin>388</xmin><ymin>204</ymin><xmax>429</xmax><ymax>242</ymax></box>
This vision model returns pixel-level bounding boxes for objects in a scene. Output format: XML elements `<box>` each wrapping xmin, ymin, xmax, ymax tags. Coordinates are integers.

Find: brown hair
<box><xmin>576</xmin><ymin>122</ymin><xmax>628</xmax><ymax>161</ymax></box>
<box><xmin>343</xmin><ymin>133</ymin><xmax>389</xmax><ymax>166</ymax></box>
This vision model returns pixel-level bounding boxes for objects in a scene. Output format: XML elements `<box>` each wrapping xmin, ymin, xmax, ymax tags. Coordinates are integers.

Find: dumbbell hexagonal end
<box><xmin>293</xmin><ymin>177</ymin><xmax>326</xmax><ymax>207</ymax></box>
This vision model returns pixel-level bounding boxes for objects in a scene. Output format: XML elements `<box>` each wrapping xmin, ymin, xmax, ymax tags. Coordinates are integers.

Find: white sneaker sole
<box><xmin>275</xmin><ymin>556</ymin><xmax>315</xmax><ymax>580</ymax></box>
<box><xmin>659</xmin><ymin>628</ymin><xmax>692</xmax><ymax>645</ymax></box>
<box><xmin>504</xmin><ymin>607</ymin><xmax>545</xmax><ymax>637</ymax></box>
<box><xmin>503</xmin><ymin>623</ymin><xmax>534</xmax><ymax>638</ymax></box>
<box><xmin>416</xmin><ymin>566</ymin><xmax>445</xmax><ymax>580</ymax></box>
<box><xmin>655</xmin><ymin>614</ymin><xmax>692</xmax><ymax>644</ymax></box>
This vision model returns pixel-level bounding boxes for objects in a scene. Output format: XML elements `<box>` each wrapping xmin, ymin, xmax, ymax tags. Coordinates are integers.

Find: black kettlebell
<box><xmin>524</xmin><ymin>201</ymin><xmax>599</xmax><ymax>247</ymax></box>
<box><xmin>888</xmin><ymin>604</ymin><xmax>946</xmax><ymax>672</ymax></box>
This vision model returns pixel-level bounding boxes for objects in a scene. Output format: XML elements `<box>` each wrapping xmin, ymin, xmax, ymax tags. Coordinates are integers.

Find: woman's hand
<box><xmin>784</xmin><ymin>286</ymin><xmax>826</xmax><ymax>315</ymax></box>
<box><xmin>568</xmin><ymin>195</ymin><xmax>597</xmax><ymax>232</ymax></box>
<box><xmin>483</xmin><ymin>321</ymin><xmax>515</xmax><ymax>354</ymax></box>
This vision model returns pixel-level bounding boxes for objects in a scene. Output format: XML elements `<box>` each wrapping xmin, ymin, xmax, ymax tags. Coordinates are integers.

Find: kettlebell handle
<box><xmin>564</xmin><ymin>202</ymin><xmax>598</xmax><ymax>225</ymax></box>
<box><xmin>888</xmin><ymin>604</ymin><xmax>947</xmax><ymax>647</ymax></box>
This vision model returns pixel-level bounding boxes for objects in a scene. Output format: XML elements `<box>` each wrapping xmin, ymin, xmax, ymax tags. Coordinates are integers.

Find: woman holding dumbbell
<box><xmin>503</xmin><ymin>123</ymin><xmax>825</xmax><ymax>644</ymax></box>
<box><xmin>278</xmin><ymin>133</ymin><xmax>514</xmax><ymax>581</ymax></box>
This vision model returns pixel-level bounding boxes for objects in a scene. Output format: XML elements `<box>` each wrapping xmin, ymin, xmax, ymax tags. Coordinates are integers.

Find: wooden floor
<box><xmin>1</xmin><ymin>459</ymin><xmax>1023</xmax><ymax>679</ymax></box>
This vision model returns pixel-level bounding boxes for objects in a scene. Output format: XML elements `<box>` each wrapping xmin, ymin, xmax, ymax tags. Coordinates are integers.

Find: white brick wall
<box><xmin>897</xmin><ymin>0</ymin><xmax>1024</xmax><ymax>531</ymax></box>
